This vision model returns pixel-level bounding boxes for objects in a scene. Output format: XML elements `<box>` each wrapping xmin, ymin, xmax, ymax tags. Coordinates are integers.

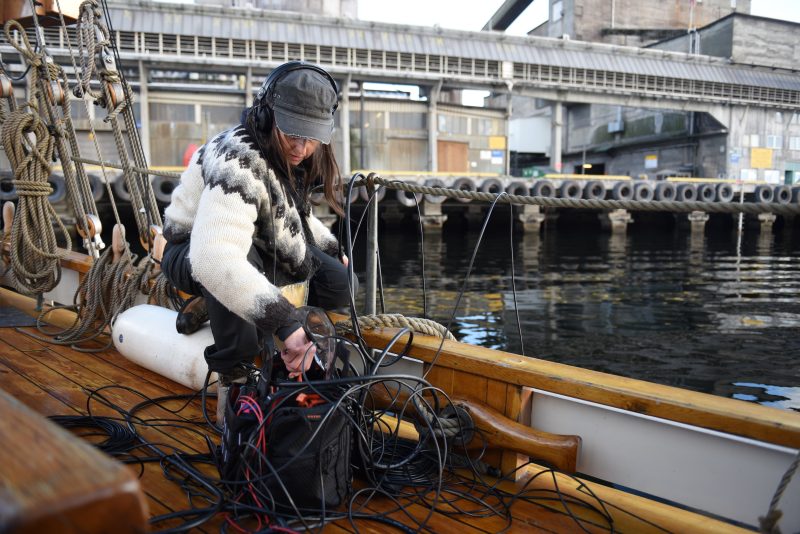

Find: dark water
<box><xmin>351</xmin><ymin>211</ymin><xmax>800</xmax><ymax>411</ymax></box>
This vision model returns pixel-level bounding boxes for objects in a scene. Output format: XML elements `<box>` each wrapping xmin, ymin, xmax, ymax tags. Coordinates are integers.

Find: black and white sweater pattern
<box><xmin>163</xmin><ymin>125</ymin><xmax>339</xmax><ymax>334</ymax></box>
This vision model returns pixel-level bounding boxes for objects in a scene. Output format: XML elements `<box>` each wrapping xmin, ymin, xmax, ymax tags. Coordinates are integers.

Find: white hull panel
<box><xmin>530</xmin><ymin>388</ymin><xmax>800</xmax><ymax>530</ymax></box>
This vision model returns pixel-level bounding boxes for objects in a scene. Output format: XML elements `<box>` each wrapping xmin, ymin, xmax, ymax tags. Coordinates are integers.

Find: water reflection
<box><xmin>362</xmin><ymin>220</ymin><xmax>800</xmax><ymax>411</ymax></box>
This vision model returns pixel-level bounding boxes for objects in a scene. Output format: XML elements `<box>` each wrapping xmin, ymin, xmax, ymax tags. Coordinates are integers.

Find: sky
<box><xmin>357</xmin><ymin>0</ymin><xmax>800</xmax><ymax>33</ymax></box>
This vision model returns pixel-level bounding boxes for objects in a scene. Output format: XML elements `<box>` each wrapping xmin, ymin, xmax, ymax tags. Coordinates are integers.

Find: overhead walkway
<box><xmin>4</xmin><ymin>1</ymin><xmax>798</xmax><ymax>111</ymax></box>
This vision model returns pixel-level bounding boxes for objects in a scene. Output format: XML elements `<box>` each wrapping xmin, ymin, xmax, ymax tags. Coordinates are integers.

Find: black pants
<box><xmin>161</xmin><ymin>240</ymin><xmax>356</xmax><ymax>373</ymax></box>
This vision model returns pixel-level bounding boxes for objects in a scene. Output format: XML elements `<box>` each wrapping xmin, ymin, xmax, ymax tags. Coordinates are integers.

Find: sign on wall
<box><xmin>750</xmin><ymin>148</ymin><xmax>773</xmax><ymax>169</ymax></box>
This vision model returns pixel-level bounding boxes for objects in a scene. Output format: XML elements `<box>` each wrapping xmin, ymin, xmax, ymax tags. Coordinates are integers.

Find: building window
<box><xmin>766</xmin><ymin>135</ymin><xmax>783</xmax><ymax>149</ymax></box>
<box><xmin>790</xmin><ymin>137</ymin><xmax>800</xmax><ymax>151</ymax></box>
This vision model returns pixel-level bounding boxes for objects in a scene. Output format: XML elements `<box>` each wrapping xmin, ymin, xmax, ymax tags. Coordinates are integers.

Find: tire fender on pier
<box><xmin>451</xmin><ymin>177</ymin><xmax>477</xmax><ymax>203</ymax></box>
<box><xmin>0</xmin><ymin>173</ymin><xmax>16</xmax><ymax>201</ymax></box>
<box><xmin>358</xmin><ymin>182</ymin><xmax>387</xmax><ymax>203</ymax></box>
<box><xmin>337</xmin><ymin>182</ymin><xmax>360</xmax><ymax>206</ymax></box>
<box><xmin>633</xmin><ymin>181</ymin><xmax>655</xmax><ymax>201</ymax></box>
<box><xmin>655</xmin><ymin>182</ymin><xmax>676</xmax><ymax>201</ymax></box>
<box><xmin>88</xmin><ymin>173</ymin><xmax>105</xmax><ymax>202</ymax></box>
<box><xmin>479</xmin><ymin>178</ymin><xmax>504</xmax><ymax>195</ymax></box>
<box><xmin>773</xmin><ymin>185</ymin><xmax>792</xmax><ymax>204</ymax></box>
<box><xmin>47</xmin><ymin>174</ymin><xmax>67</xmax><ymax>204</ymax></box>
<box><xmin>716</xmin><ymin>183</ymin><xmax>735</xmax><ymax>203</ymax></box>
<box><xmin>423</xmin><ymin>178</ymin><xmax>447</xmax><ymax>204</ymax></box>
<box><xmin>697</xmin><ymin>183</ymin><xmax>716</xmax><ymax>202</ymax></box>
<box><xmin>152</xmin><ymin>175</ymin><xmax>179</xmax><ymax>204</ymax></box>
<box><xmin>754</xmin><ymin>185</ymin><xmax>774</xmax><ymax>203</ymax></box>
<box><xmin>505</xmin><ymin>180</ymin><xmax>530</xmax><ymax>197</ymax></box>
<box><xmin>396</xmin><ymin>182</ymin><xmax>423</xmax><ymax>208</ymax></box>
<box><xmin>611</xmin><ymin>181</ymin><xmax>633</xmax><ymax>201</ymax></box>
<box><xmin>559</xmin><ymin>180</ymin><xmax>582</xmax><ymax>200</ymax></box>
<box><xmin>112</xmin><ymin>177</ymin><xmax>131</xmax><ymax>202</ymax></box>
<box><xmin>676</xmin><ymin>183</ymin><xmax>697</xmax><ymax>202</ymax></box>
<box><xmin>532</xmin><ymin>180</ymin><xmax>556</xmax><ymax>198</ymax></box>
<box><xmin>792</xmin><ymin>186</ymin><xmax>800</xmax><ymax>205</ymax></box>
<box><xmin>583</xmin><ymin>180</ymin><xmax>606</xmax><ymax>200</ymax></box>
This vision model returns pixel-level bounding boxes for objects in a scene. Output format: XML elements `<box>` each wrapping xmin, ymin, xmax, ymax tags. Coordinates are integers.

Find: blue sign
<box><xmin>491</xmin><ymin>150</ymin><xmax>504</xmax><ymax>158</ymax></box>
<box><xmin>730</xmin><ymin>152</ymin><xmax>740</xmax><ymax>164</ymax></box>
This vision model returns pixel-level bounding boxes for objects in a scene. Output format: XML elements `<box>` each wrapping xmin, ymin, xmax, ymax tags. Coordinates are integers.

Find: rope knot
<box><xmin>12</xmin><ymin>180</ymin><xmax>53</xmax><ymax>197</ymax></box>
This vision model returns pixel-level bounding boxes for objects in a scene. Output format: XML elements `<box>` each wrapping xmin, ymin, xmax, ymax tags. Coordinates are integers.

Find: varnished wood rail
<box><xmin>0</xmin><ymin>387</ymin><xmax>148</xmax><ymax>533</ymax></box>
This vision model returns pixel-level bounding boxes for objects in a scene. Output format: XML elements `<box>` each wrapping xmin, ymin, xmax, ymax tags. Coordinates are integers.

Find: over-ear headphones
<box><xmin>252</xmin><ymin>61</ymin><xmax>339</xmax><ymax>134</ymax></box>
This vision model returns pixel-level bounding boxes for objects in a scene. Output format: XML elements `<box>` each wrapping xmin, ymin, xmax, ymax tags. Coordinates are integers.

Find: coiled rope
<box><xmin>370</xmin><ymin>176</ymin><xmax>800</xmax><ymax>216</ymax></box>
<box><xmin>31</xmin><ymin>243</ymin><xmax>167</xmax><ymax>351</ymax></box>
<box><xmin>1</xmin><ymin>101</ymin><xmax>70</xmax><ymax>293</ymax></box>
<box><xmin>336</xmin><ymin>313</ymin><xmax>456</xmax><ymax>340</ymax></box>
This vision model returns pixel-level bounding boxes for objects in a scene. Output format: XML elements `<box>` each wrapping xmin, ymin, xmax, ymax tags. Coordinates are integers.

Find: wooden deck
<box><xmin>0</xmin><ymin>324</ymin><xmax>625</xmax><ymax>533</ymax></box>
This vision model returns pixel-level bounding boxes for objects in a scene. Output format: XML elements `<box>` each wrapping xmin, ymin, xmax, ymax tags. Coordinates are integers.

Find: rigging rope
<box><xmin>336</xmin><ymin>313</ymin><xmax>456</xmax><ymax>340</ymax></box>
<box><xmin>1</xmin><ymin>99</ymin><xmax>70</xmax><ymax>294</ymax></box>
<box><xmin>3</xmin><ymin>18</ymin><xmax>100</xmax><ymax>258</ymax></box>
<box><xmin>759</xmin><ymin>449</ymin><xmax>800</xmax><ymax>534</ymax></box>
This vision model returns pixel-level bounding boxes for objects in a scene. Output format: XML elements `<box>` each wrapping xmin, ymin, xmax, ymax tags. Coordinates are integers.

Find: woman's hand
<box><xmin>340</xmin><ymin>254</ymin><xmax>349</xmax><ymax>267</ymax></box>
<box><xmin>281</xmin><ymin>327</ymin><xmax>316</xmax><ymax>378</ymax></box>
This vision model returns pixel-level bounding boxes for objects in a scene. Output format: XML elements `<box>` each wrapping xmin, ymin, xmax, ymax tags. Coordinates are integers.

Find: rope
<box><xmin>4</xmin><ymin>18</ymin><xmax>100</xmax><ymax>259</ymax></box>
<box><xmin>32</xmin><ymin>245</ymin><xmax>170</xmax><ymax>351</ymax></box>
<box><xmin>759</xmin><ymin>449</ymin><xmax>800</xmax><ymax>534</ymax></box>
<box><xmin>1</xmin><ymin>101</ymin><xmax>70</xmax><ymax>293</ymax></box>
<box><xmin>371</xmin><ymin>176</ymin><xmax>800</xmax><ymax>216</ymax></box>
<box><xmin>335</xmin><ymin>313</ymin><xmax>456</xmax><ymax>340</ymax></box>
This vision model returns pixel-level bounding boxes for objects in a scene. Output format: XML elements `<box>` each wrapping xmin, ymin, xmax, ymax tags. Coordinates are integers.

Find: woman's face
<box><xmin>277</xmin><ymin>130</ymin><xmax>321</xmax><ymax>167</ymax></box>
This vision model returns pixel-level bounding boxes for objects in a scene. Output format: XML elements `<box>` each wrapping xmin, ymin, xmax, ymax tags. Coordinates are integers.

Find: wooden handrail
<box><xmin>353</xmin><ymin>324</ymin><xmax>800</xmax><ymax>450</ymax></box>
<box><xmin>0</xmin><ymin>388</ymin><xmax>148</xmax><ymax>533</ymax></box>
<box><xmin>368</xmin><ymin>385</ymin><xmax>580</xmax><ymax>473</ymax></box>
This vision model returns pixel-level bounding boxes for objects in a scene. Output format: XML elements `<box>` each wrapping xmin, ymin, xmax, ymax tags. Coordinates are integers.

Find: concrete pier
<box><xmin>688</xmin><ymin>211</ymin><xmax>710</xmax><ymax>233</ymax></box>
<box><xmin>516</xmin><ymin>205</ymin><xmax>545</xmax><ymax>233</ymax></box>
<box><xmin>419</xmin><ymin>200</ymin><xmax>448</xmax><ymax>230</ymax></box>
<box><xmin>599</xmin><ymin>209</ymin><xmax>632</xmax><ymax>233</ymax></box>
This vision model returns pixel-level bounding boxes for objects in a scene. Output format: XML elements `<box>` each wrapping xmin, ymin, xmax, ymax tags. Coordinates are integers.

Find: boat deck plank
<box><xmin>0</xmin><ymin>323</ymin><xmax>734</xmax><ymax>533</ymax></box>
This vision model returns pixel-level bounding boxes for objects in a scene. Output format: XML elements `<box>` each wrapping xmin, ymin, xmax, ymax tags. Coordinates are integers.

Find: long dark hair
<box><xmin>244</xmin><ymin>106</ymin><xmax>343</xmax><ymax>216</ymax></box>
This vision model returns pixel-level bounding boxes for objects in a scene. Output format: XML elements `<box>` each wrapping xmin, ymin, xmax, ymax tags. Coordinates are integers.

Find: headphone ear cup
<box><xmin>254</xmin><ymin>104</ymin><xmax>273</xmax><ymax>134</ymax></box>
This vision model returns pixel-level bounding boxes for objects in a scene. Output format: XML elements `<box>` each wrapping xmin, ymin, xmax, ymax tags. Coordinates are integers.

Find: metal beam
<box><xmin>482</xmin><ymin>0</ymin><xmax>534</xmax><ymax>31</ymax></box>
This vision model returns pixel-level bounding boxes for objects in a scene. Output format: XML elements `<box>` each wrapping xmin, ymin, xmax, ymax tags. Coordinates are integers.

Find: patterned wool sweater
<box><xmin>163</xmin><ymin>125</ymin><xmax>339</xmax><ymax>334</ymax></box>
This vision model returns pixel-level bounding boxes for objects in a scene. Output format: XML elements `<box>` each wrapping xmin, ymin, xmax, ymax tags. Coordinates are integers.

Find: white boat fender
<box><xmin>633</xmin><ymin>181</ymin><xmax>655</xmax><ymax>201</ymax></box>
<box><xmin>112</xmin><ymin>304</ymin><xmax>216</xmax><ymax>391</ymax></box>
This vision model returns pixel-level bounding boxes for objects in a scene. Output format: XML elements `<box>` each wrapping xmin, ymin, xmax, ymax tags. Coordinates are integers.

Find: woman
<box><xmin>160</xmin><ymin>62</ymin><xmax>353</xmax><ymax>408</ymax></box>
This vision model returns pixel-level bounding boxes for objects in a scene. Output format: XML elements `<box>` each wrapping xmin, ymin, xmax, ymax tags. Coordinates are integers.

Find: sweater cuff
<box><xmin>275</xmin><ymin>320</ymin><xmax>303</xmax><ymax>342</ymax></box>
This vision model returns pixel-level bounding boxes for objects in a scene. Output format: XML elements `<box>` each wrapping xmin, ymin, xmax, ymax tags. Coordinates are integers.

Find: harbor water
<box><xmin>352</xmin><ymin>211</ymin><xmax>800</xmax><ymax>412</ymax></box>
